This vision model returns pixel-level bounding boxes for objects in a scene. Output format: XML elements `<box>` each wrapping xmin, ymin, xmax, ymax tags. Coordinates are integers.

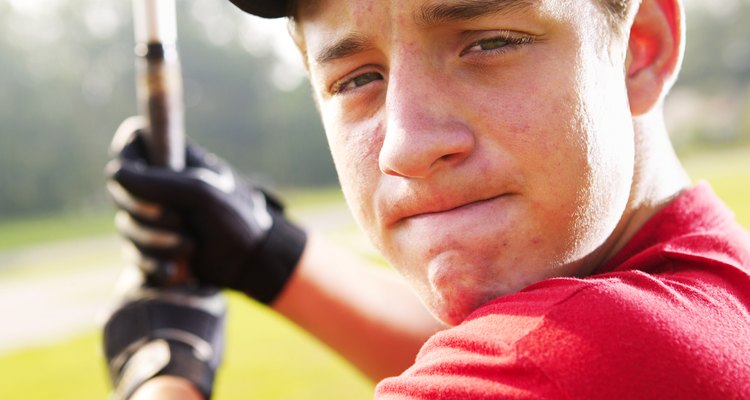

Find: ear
<box><xmin>626</xmin><ymin>0</ymin><xmax>684</xmax><ymax>116</ymax></box>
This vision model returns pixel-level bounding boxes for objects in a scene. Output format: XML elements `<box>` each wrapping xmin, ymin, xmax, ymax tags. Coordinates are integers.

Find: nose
<box><xmin>378</xmin><ymin>65</ymin><xmax>475</xmax><ymax>179</ymax></box>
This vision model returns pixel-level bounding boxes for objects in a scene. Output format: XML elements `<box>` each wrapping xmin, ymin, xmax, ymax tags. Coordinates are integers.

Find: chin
<box><xmin>432</xmin><ymin>305</ymin><xmax>472</xmax><ymax>326</ymax></box>
<box><xmin>428</xmin><ymin>288</ymin><xmax>500</xmax><ymax>326</ymax></box>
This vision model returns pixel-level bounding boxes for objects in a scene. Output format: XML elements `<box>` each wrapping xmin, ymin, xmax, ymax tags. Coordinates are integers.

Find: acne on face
<box><xmin>301</xmin><ymin>0</ymin><xmax>636</xmax><ymax>325</ymax></box>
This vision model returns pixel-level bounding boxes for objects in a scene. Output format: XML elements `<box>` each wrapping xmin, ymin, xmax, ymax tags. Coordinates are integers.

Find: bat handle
<box><xmin>135</xmin><ymin>42</ymin><xmax>186</xmax><ymax>170</ymax></box>
<box><xmin>132</xmin><ymin>0</ymin><xmax>190</xmax><ymax>285</ymax></box>
<box><xmin>132</xmin><ymin>0</ymin><xmax>185</xmax><ymax>170</ymax></box>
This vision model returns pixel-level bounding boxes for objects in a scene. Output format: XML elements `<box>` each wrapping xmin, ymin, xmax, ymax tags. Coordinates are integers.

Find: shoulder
<box><xmin>376</xmin><ymin>271</ymin><xmax>750</xmax><ymax>399</ymax></box>
<box><xmin>374</xmin><ymin>278</ymin><xmax>593</xmax><ymax>400</ymax></box>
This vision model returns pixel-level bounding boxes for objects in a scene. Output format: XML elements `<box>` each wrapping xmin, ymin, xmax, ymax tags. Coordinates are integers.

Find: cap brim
<box><xmin>227</xmin><ymin>0</ymin><xmax>290</xmax><ymax>18</ymax></box>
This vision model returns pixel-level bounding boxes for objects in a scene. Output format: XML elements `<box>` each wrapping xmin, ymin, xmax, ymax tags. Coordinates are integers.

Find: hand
<box><xmin>103</xmin><ymin>285</ymin><xmax>226</xmax><ymax>400</ymax></box>
<box><xmin>106</xmin><ymin>117</ymin><xmax>307</xmax><ymax>303</ymax></box>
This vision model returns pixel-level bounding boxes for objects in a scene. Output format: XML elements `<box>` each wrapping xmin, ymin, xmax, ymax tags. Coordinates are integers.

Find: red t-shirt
<box><xmin>376</xmin><ymin>183</ymin><xmax>750</xmax><ymax>399</ymax></box>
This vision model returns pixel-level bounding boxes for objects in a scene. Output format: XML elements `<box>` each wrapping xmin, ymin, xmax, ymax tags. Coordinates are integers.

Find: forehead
<box><xmin>295</xmin><ymin>0</ymin><xmax>599</xmax><ymax>64</ymax></box>
<box><xmin>298</xmin><ymin>0</ymin><xmax>554</xmax><ymax>21</ymax></box>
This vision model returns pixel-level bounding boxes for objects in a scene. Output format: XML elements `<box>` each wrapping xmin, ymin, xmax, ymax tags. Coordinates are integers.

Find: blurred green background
<box><xmin>0</xmin><ymin>0</ymin><xmax>749</xmax><ymax>399</ymax></box>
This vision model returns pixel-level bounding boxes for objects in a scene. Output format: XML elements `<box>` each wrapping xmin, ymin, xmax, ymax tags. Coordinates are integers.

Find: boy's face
<box><xmin>299</xmin><ymin>0</ymin><xmax>637</xmax><ymax>325</ymax></box>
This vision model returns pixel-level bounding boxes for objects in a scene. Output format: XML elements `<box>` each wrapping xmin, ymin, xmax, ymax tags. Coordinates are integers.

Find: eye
<box><xmin>331</xmin><ymin>71</ymin><xmax>384</xmax><ymax>95</ymax></box>
<box><xmin>477</xmin><ymin>37</ymin><xmax>511</xmax><ymax>51</ymax></box>
<box><xmin>460</xmin><ymin>32</ymin><xmax>534</xmax><ymax>57</ymax></box>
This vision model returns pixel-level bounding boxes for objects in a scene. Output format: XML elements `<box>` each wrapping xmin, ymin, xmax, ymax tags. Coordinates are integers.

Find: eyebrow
<box><xmin>313</xmin><ymin>33</ymin><xmax>372</xmax><ymax>65</ymax></box>
<box><xmin>416</xmin><ymin>0</ymin><xmax>535</xmax><ymax>26</ymax></box>
<box><xmin>312</xmin><ymin>0</ymin><xmax>535</xmax><ymax>66</ymax></box>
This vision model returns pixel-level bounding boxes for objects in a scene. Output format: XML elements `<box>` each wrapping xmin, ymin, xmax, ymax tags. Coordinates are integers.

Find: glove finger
<box><xmin>110</xmin><ymin>118</ymin><xmax>154</xmax><ymax>168</ymax></box>
<box><xmin>118</xmin><ymin>134</ymin><xmax>150</xmax><ymax>164</ymax></box>
<box><xmin>185</xmin><ymin>141</ymin><xmax>209</xmax><ymax>168</ymax></box>
<box><xmin>185</xmin><ymin>143</ymin><xmax>241</xmax><ymax>192</ymax></box>
<box><xmin>107</xmin><ymin>180</ymin><xmax>162</xmax><ymax>221</ymax></box>
<box><xmin>108</xmin><ymin>181</ymin><xmax>184</xmax><ymax>231</ymax></box>
<box><xmin>109</xmin><ymin>122</ymin><xmax>154</xmax><ymax>182</ymax></box>
<box><xmin>109</xmin><ymin>156</ymin><xmax>211</xmax><ymax>208</ymax></box>
<box><xmin>184</xmin><ymin>144</ymin><xmax>239</xmax><ymax>195</ymax></box>
<box><xmin>115</xmin><ymin>211</ymin><xmax>184</xmax><ymax>251</ymax></box>
<box><xmin>119</xmin><ymin>227</ymin><xmax>195</xmax><ymax>287</ymax></box>
<box><xmin>185</xmin><ymin>142</ymin><xmax>225</xmax><ymax>172</ymax></box>
<box><xmin>110</xmin><ymin>116</ymin><xmax>146</xmax><ymax>157</ymax></box>
<box><xmin>110</xmin><ymin>138</ymin><xmax>239</xmax><ymax>208</ymax></box>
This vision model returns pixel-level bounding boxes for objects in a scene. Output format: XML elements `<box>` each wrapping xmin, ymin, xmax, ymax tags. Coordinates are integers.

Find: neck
<box><xmin>606</xmin><ymin>107</ymin><xmax>692</xmax><ymax>262</ymax></box>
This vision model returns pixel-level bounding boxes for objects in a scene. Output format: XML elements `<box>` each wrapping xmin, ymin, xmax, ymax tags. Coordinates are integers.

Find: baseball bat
<box><xmin>132</xmin><ymin>0</ymin><xmax>185</xmax><ymax>170</ymax></box>
<box><xmin>132</xmin><ymin>0</ymin><xmax>189</xmax><ymax>283</ymax></box>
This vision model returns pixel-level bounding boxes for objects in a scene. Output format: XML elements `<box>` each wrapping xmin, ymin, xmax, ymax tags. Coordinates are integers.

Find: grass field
<box><xmin>0</xmin><ymin>187</ymin><xmax>373</xmax><ymax>400</ymax></box>
<box><xmin>0</xmin><ymin>211</ymin><xmax>114</xmax><ymax>252</ymax></box>
<box><xmin>0</xmin><ymin>187</ymin><xmax>347</xmax><ymax>253</ymax></box>
<box><xmin>0</xmin><ymin>147</ymin><xmax>748</xmax><ymax>399</ymax></box>
<box><xmin>0</xmin><ymin>293</ymin><xmax>373</xmax><ymax>400</ymax></box>
<box><xmin>681</xmin><ymin>146</ymin><xmax>750</xmax><ymax>229</ymax></box>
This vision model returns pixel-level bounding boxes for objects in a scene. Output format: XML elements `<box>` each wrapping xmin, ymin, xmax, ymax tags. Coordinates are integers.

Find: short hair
<box><xmin>601</xmin><ymin>0</ymin><xmax>631</xmax><ymax>17</ymax></box>
<box><xmin>598</xmin><ymin>0</ymin><xmax>638</xmax><ymax>34</ymax></box>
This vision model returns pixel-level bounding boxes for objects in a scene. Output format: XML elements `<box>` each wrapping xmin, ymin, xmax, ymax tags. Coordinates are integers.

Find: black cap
<box><xmin>227</xmin><ymin>0</ymin><xmax>291</xmax><ymax>18</ymax></box>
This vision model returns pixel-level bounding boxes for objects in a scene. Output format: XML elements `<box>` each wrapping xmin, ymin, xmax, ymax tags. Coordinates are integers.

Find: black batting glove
<box><xmin>103</xmin><ymin>285</ymin><xmax>226</xmax><ymax>400</ymax></box>
<box><xmin>106</xmin><ymin>117</ymin><xmax>307</xmax><ymax>304</ymax></box>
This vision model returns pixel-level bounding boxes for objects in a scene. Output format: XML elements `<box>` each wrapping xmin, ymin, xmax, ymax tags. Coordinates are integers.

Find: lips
<box><xmin>386</xmin><ymin>194</ymin><xmax>510</xmax><ymax>228</ymax></box>
<box><xmin>414</xmin><ymin>196</ymin><xmax>499</xmax><ymax>218</ymax></box>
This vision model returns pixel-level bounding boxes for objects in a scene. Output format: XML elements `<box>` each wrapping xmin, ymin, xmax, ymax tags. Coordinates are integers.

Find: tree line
<box><xmin>0</xmin><ymin>0</ymin><xmax>335</xmax><ymax>220</ymax></box>
<box><xmin>0</xmin><ymin>0</ymin><xmax>748</xmax><ymax>220</ymax></box>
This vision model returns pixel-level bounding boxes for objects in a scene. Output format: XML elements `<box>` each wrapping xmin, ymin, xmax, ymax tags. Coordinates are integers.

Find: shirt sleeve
<box><xmin>374</xmin><ymin>302</ymin><xmax>565</xmax><ymax>400</ymax></box>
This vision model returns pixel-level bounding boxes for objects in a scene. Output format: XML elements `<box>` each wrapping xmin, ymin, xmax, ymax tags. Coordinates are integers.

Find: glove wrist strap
<box><xmin>239</xmin><ymin>214</ymin><xmax>307</xmax><ymax>304</ymax></box>
<box><xmin>111</xmin><ymin>339</ymin><xmax>215</xmax><ymax>400</ymax></box>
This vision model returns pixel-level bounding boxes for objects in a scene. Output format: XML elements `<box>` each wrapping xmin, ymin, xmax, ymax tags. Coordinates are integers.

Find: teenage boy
<box><xmin>104</xmin><ymin>0</ymin><xmax>750</xmax><ymax>398</ymax></box>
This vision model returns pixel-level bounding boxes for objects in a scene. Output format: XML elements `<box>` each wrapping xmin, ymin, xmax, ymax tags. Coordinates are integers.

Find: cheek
<box><xmin>322</xmin><ymin>111</ymin><xmax>384</xmax><ymax>229</ymax></box>
<box><xmin>471</xmin><ymin>70</ymin><xmax>612</xmax><ymax>257</ymax></box>
<box><xmin>541</xmin><ymin>60</ymin><xmax>635</xmax><ymax>260</ymax></box>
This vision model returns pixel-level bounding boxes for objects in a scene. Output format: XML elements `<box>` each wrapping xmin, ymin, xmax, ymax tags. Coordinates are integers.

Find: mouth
<box><xmin>390</xmin><ymin>194</ymin><xmax>510</xmax><ymax>228</ymax></box>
